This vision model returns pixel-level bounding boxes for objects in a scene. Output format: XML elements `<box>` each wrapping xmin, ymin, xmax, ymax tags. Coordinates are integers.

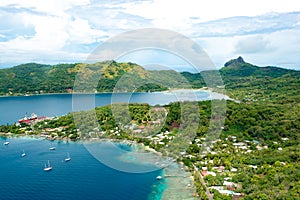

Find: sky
<box><xmin>0</xmin><ymin>0</ymin><xmax>300</xmax><ymax>71</ymax></box>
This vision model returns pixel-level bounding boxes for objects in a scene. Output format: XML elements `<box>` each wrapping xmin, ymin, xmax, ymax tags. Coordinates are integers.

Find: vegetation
<box><xmin>0</xmin><ymin>61</ymin><xmax>190</xmax><ymax>95</ymax></box>
<box><xmin>0</xmin><ymin>57</ymin><xmax>299</xmax><ymax>199</ymax></box>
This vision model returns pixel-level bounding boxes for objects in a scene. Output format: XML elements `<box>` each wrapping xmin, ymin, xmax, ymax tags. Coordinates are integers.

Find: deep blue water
<box><xmin>0</xmin><ymin>137</ymin><xmax>164</xmax><ymax>200</ymax></box>
<box><xmin>0</xmin><ymin>91</ymin><xmax>209</xmax><ymax>125</ymax></box>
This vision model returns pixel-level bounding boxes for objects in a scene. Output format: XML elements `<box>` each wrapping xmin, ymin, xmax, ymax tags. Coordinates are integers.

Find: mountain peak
<box><xmin>224</xmin><ymin>56</ymin><xmax>245</xmax><ymax>67</ymax></box>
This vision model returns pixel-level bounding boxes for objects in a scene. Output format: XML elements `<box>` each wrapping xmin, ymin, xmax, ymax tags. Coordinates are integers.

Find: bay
<box><xmin>0</xmin><ymin>137</ymin><xmax>164</xmax><ymax>200</ymax></box>
<box><xmin>0</xmin><ymin>91</ymin><xmax>210</xmax><ymax>125</ymax></box>
<box><xmin>0</xmin><ymin>91</ymin><xmax>205</xmax><ymax>200</ymax></box>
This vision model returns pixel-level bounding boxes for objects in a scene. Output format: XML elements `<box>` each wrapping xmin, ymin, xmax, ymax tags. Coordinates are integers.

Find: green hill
<box><xmin>217</xmin><ymin>57</ymin><xmax>300</xmax><ymax>102</ymax></box>
<box><xmin>175</xmin><ymin>56</ymin><xmax>299</xmax><ymax>103</ymax></box>
<box><xmin>0</xmin><ymin>61</ymin><xmax>172</xmax><ymax>95</ymax></box>
<box><xmin>222</xmin><ymin>56</ymin><xmax>293</xmax><ymax>78</ymax></box>
<box><xmin>0</xmin><ymin>58</ymin><xmax>299</xmax><ymax>104</ymax></box>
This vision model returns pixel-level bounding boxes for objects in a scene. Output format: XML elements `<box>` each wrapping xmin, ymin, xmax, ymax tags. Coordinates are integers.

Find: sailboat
<box><xmin>64</xmin><ymin>152</ymin><xmax>71</xmax><ymax>162</ymax></box>
<box><xmin>44</xmin><ymin>160</ymin><xmax>52</xmax><ymax>171</ymax></box>
<box><xmin>21</xmin><ymin>150</ymin><xmax>26</xmax><ymax>157</ymax></box>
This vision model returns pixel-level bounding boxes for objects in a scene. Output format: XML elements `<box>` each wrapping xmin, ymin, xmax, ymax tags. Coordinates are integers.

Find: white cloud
<box><xmin>0</xmin><ymin>4</ymin><xmax>108</xmax><ymax>54</ymax></box>
<box><xmin>122</xmin><ymin>0</ymin><xmax>300</xmax><ymax>28</ymax></box>
<box><xmin>190</xmin><ymin>12</ymin><xmax>300</xmax><ymax>37</ymax></box>
<box><xmin>0</xmin><ymin>0</ymin><xmax>90</xmax><ymax>17</ymax></box>
<box><xmin>0</xmin><ymin>0</ymin><xmax>300</xmax><ymax>70</ymax></box>
<box><xmin>67</xmin><ymin>18</ymin><xmax>107</xmax><ymax>44</ymax></box>
<box><xmin>195</xmin><ymin>27</ymin><xmax>300</xmax><ymax>70</ymax></box>
<box><xmin>234</xmin><ymin>36</ymin><xmax>273</xmax><ymax>54</ymax></box>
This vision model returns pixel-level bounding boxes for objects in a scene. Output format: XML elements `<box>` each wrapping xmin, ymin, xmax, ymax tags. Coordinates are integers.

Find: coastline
<box><xmin>0</xmin><ymin>91</ymin><xmax>160</xmax><ymax>98</ymax></box>
<box><xmin>0</xmin><ymin>88</ymin><xmax>233</xmax><ymax>199</ymax></box>
<box><xmin>109</xmin><ymin>141</ymin><xmax>198</xmax><ymax>200</ymax></box>
<box><xmin>0</xmin><ymin>134</ymin><xmax>198</xmax><ymax>200</ymax></box>
<box><xmin>0</xmin><ymin>88</ymin><xmax>235</xmax><ymax>102</ymax></box>
<box><xmin>0</xmin><ymin>87</ymin><xmax>224</xmax><ymax>96</ymax></box>
<box><xmin>160</xmin><ymin>163</ymin><xmax>198</xmax><ymax>200</ymax></box>
<box><xmin>75</xmin><ymin>139</ymin><xmax>198</xmax><ymax>200</ymax></box>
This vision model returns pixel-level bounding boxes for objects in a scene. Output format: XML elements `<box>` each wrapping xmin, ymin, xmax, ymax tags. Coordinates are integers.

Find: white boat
<box><xmin>49</xmin><ymin>147</ymin><xmax>56</xmax><ymax>150</ymax></box>
<box><xmin>21</xmin><ymin>150</ymin><xmax>26</xmax><ymax>157</ymax></box>
<box><xmin>156</xmin><ymin>176</ymin><xmax>162</xmax><ymax>180</ymax></box>
<box><xmin>3</xmin><ymin>141</ymin><xmax>9</xmax><ymax>145</ymax></box>
<box><xmin>64</xmin><ymin>152</ymin><xmax>71</xmax><ymax>162</ymax></box>
<box><xmin>44</xmin><ymin>160</ymin><xmax>52</xmax><ymax>171</ymax></box>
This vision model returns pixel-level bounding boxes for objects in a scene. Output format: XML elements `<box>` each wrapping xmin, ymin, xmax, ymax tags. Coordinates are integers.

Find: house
<box><xmin>219</xmin><ymin>190</ymin><xmax>234</xmax><ymax>195</ymax></box>
<box><xmin>201</xmin><ymin>169</ymin><xmax>216</xmax><ymax>177</ymax></box>
<box><xmin>250</xmin><ymin>165</ymin><xmax>258</xmax><ymax>169</ymax></box>
<box><xmin>201</xmin><ymin>170</ymin><xmax>208</xmax><ymax>176</ymax></box>
<box><xmin>223</xmin><ymin>181</ymin><xmax>237</xmax><ymax>190</ymax></box>
<box><xmin>209</xmin><ymin>186</ymin><xmax>224</xmax><ymax>191</ymax></box>
<box><xmin>207</xmin><ymin>171</ymin><xmax>216</xmax><ymax>176</ymax></box>
<box><xmin>232</xmin><ymin>193</ymin><xmax>244</xmax><ymax>199</ymax></box>
<box><xmin>256</xmin><ymin>145</ymin><xmax>263</xmax><ymax>150</ymax></box>
<box><xmin>219</xmin><ymin>166</ymin><xmax>225</xmax><ymax>171</ymax></box>
<box><xmin>231</xmin><ymin>167</ymin><xmax>238</xmax><ymax>172</ymax></box>
<box><xmin>233</xmin><ymin>142</ymin><xmax>245</xmax><ymax>146</ymax></box>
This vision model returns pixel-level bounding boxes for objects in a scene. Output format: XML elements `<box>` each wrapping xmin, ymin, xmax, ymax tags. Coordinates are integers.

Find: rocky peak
<box><xmin>224</xmin><ymin>56</ymin><xmax>245</xmax><ymax>67</ymax></box>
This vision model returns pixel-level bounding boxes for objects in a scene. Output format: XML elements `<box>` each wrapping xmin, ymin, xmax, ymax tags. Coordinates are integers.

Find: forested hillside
<box><xmin>1</xmin><ymin>58</ymin><xmax>298</xmax><ymax>105</ymax></box>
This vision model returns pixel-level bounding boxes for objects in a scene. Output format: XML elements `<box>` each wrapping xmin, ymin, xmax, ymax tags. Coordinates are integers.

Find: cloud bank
<box><xmin>0</xmin><ymin>0</ymin><xmax>299</xmax><ymax>70</ymax></box>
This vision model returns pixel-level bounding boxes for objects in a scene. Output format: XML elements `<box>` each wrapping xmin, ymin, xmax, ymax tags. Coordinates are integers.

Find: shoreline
<box><xmin>1</xmin><ymin>134</ymin><xmax>198</xmax><ymax>200</ymax></box>
<box><xmin>0</xmin><ymin>88</ymin><xmax>232</xmax><ymax>199</ymax></box>
<box><xmin>0</xmin><ymin>91</ymin><xmax>161</xmax><ymax>98</ymax></box>
<box><xmin>0</xmin><ymin>88</ymin><xmax>234</xmax><ymax>100</ymax></box>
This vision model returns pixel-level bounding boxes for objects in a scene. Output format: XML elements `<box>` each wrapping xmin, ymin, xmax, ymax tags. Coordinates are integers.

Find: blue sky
<box><xmin>0</xmin><ymin>0</ymin><xmax>300</xmax><ymax>71</ymax></box>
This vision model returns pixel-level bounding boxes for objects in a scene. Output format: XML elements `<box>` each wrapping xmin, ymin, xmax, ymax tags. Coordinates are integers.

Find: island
<box><xmin>1</xmin><ymin>57</ymin><xmax>299</xmax><ymax>199</ymax></box>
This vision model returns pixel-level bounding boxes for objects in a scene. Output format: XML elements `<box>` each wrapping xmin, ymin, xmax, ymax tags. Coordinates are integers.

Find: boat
<box><xmin>64</xmin><ymin>152</ymin><xmax>71</xmax><ymax>162</ymax></box>
<box><xmin>18</xmin><ymin>113</ymin><xmax>37</xmax><ymax>123</ymax></box>
<box><xmin>49</xmin><ymin>147</ymin><xmax>56</xmax><ymax>150</ymax></box>
<box><xmin>18</xmin><ymin>113</ymin><xmax>46</xmax><ymax>124</ymax></box>
<box><xmin>3</xmin><ymin>141</ymin><xmax>9</xmax><ymax>145</ymax></box>
<box><xmin>21</xmin><ymin>150</ymin><xmax>26</xmax><ymax>157</ymax></box>
<box><xmin>156</xmin><ymin>176</ymin><xmax>162</xmax><ymax>180</ymax></box>
<box><xmin>44</xmin><ymin>160</ymin><xmax>52</xmax><ymax>171</ymax></box>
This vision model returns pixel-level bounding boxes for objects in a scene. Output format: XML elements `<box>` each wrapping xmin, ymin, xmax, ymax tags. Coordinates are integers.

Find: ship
<box><xmin>18</xmin><ymin>113</ymin><xmax>45</xmax><ymax>124</ymax></box>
